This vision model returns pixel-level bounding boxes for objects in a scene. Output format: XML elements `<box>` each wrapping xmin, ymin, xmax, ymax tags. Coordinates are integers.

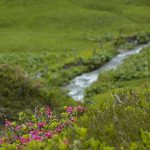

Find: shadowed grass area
<box><xmin>0</xmin><ymin>64</ymin><xmax>45</xmax><ymax>120</ymax></box>
<box><xmin>0</xmin><ymin>64</ymin><xmax>73</xmax><ymax>121</ymax></box>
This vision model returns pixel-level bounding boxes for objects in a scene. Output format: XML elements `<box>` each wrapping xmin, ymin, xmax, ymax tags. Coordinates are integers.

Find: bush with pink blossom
<box><xmin>0</xmin><ymin>105</ymin><xmax>85</xmax><ymax>149</ymax></box>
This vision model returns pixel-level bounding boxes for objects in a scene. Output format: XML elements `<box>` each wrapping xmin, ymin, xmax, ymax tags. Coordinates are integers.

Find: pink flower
<box><xmin>32</xmin><ymin>135</ymin><xmax>43</xmax><ymax>141</ymax></box>
<box><xmin>45</xmin><ymin>131</ymin><xmax>53</xmax><ymax>138</ymax></box>
<box><xmin>66</xmin><ymin>106</ymin><xmax>74</xmax><ymax>114</ymax></box>
<box><xmin>0</xmin><ymin>138</ymin><xmax>3</xmax><ymax>144</ymax></box>
<box><xmin>55</xmin><ymin>125</ymin><xmax>63</xmax><ymax>133</ymax></box>
<box><xmin>37</xmin><ymin>122</ymin><xmax>46</xmax><ymax>129</ymax></box>
<box><xmin>45</xmin><ymin>107</ymin><xmax>52</xmax><ymax>115</ymax></box>
<box><xmin>26</xmin><ymin>122</ymin><xmax>33</xmax><ymax>127</ymax></box>
<box><xmin>76</xmin><ymin>106</ymin><xmax>86</xmax><ymax>113</ymax></box>
<box><xmin>5</xmin><ymin>120</ymin><xmax>11</xmax><ymax>127</ymax></box>
<box><xmin>20</xmin><ymin>137</ymin><xmax>31</xmax><ymax>144</ymax></box>
<box><xmin>30</xmin><ymin>130</ymin><xmax>39</xmax><ymax>136</ymax></box>
<box><xmin>55</xmin><ymin>123</ymin><xmax>66</xmax><ymax>133</ymax></box>
<box><xmin>70</xmin><ymin>117</ymin><xmax>77</xmax><ymax>122</ymax></box>
<box><xmin>1</xmin><ymin>105</ymin><xmax>85</xmax><ymax>147</ymax></box>
<box><xmin>16</xmin><ymin>125</ymin><xmax>21</xmax><ymax>131</ymax></box>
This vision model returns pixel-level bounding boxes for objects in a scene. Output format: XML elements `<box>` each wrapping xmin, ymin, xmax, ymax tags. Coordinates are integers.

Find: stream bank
<box><xmin>67</xmin><ymin>43</ymin><xmax>150</xmax><ymax>101</ymax></box>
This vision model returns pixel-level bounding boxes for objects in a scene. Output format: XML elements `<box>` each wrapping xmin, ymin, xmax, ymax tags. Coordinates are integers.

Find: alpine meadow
<box><xmin>0</xmin><ymin>0</ymin><xmax>150</xmax><ymax>149</ymax></box>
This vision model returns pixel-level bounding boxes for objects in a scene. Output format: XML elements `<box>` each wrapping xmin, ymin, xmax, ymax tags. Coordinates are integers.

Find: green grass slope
<box><xmin>0</xmin><ymin>0</ymin><xmax>150</xmax><ymax>52</ymax></box>
<box><xmin>85</xmin><ymin>46</ymin><xmax>150</xmax><ymax>106</ymax></box>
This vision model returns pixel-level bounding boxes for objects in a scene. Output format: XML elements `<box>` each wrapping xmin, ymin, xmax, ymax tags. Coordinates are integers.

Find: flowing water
<box><xmin>67</xmin><ymin>43</ymin><xmax>150</xmax><ymax>102</ymax></box>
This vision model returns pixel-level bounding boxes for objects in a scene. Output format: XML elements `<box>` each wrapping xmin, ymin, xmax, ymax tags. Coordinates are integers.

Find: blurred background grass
<box><xmin>0</xmin><ymin>0</ymin><xmax>149</xmax><ymax>53</ymax></box>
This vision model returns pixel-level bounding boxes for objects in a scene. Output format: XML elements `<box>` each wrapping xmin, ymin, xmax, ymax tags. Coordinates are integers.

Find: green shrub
<box><xmin>0</xmin><ymin>64</ymin><xmax>47</xmax><ymax>121</ymax></box>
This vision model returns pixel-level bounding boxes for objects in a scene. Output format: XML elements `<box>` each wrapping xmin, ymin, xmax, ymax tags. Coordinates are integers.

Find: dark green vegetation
<box><xmin>0</xmin><ymin>0</ymin><xmax>150</xmax><ymax>149</ymax></box>
<box><xmin>0</xmin><ymin>64</ymin><xmax>45</xmax><ymax>121</ymax></box>
<box><xmin>0</xmin><ymin>64</ymin><xmax>73</xmax><ymax>122</ymax></box>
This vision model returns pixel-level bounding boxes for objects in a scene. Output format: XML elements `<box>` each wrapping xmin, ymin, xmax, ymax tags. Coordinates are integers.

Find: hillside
<box><xmin>0</xmin><ymin>0</ymin><xmax>150</xmax><ymax>149</ymax></box>
<box><xmin>0</xmin><ymin>0</ymin><xmax>150</xmax><ymax>52</ymax></box>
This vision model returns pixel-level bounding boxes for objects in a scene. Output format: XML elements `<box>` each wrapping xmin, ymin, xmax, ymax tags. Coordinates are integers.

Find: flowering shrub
<box><xmin>0</xmin><ymin>105</ymin><xmax>85</xmax><ymax>149</ymax></box>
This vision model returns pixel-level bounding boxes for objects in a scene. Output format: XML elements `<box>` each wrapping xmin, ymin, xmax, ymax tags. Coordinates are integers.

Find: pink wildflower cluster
<box><xmin>5</xmin><ymin>120</ymin><xmax>11</xmax><ymax>127</ymax></box>
<box><xmin>0</xmin><ymin>105</ymin><xmax>85</xmax><ymax>147</ymax></box>
<box><xmin>20</xmin><ymin>137</ymin><xmax>31</xmax><ymax>145</ymax></box>
<box><xmin>0</xmin><ymin>138</ymin><xmax>3</xmax><ymax>144</ymax></box>
<box><xmin>66</xmin><ymin>105</ymin><xmax>86</xmax><ymax>114</ymax></box>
